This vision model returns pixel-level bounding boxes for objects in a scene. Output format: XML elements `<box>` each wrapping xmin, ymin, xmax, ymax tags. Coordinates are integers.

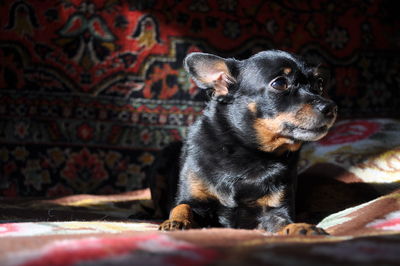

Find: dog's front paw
<box><xmin>159</xmin><ymin>219</ymin><xmax>192</xmax><ymax>231</ymax></box>
<box><xmin>277</xmin><ymin>223</ymin><xmax>328</xmax><ymax>236</ymax></box>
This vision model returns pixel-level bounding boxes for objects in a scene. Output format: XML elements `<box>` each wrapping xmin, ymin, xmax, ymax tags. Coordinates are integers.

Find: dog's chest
<box><xmin>212</xmin><ymin>159</ymin><xmax>291</xmax><ymax>207</ymax></box>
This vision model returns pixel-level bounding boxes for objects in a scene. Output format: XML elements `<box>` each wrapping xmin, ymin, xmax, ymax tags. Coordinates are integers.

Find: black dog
<box><xmin>157</xmin><ymin>50</ymin><xmax>337</xmax><ymax>235</ymax></box>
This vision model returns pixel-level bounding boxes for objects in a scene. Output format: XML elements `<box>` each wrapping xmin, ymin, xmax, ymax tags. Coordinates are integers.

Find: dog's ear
<box><xmin>184</xmin><ymin>52</ymin><xmax>235</xmax><ymax>97</ymax></box>
<box><xmin>313</xmin><ymin>64</ymin><xmax>331</xmax><ymax>86</ymax></box>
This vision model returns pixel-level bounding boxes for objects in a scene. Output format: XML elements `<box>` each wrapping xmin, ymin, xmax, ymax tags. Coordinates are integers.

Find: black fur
<box><xmin>157</xmin><ymin>50</ymin><xmax>337</xmax><ymax>233</ymax></box>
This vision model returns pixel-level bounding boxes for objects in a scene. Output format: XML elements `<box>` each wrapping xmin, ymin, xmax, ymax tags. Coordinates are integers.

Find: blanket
<box><xmin>0</xmin><ymin>189</ymin><xmax>399</xmax><ymax>266</ymax></box>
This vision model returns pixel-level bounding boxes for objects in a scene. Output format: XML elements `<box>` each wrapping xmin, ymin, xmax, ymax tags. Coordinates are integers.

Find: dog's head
<box><xmin>184</xmin><ymin>50</ymin><xmax>337</xmax><ymax>153</ymax></box>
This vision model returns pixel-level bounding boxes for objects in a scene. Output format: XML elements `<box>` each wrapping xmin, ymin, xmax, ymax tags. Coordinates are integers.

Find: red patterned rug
<box><xmin>1</xmin><ymin>0</ymin><xmax>399</xmax><ymax>196</ymax></box>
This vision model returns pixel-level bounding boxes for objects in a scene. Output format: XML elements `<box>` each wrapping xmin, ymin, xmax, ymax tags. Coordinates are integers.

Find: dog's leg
<box><xmin>257</xmin><ymin>207</ymin><xmax>293</xmax><ymax>232</ymax></box>
<box><xmin>258</xmin><ymin>211</ymin><xmax>328</xmax><ymax>235</ymax></box>
<box><xmin>256</xmin><ymin>192</ymin><xmax>328</xmax><ymax>236</ymax></box>
<box><xmin>159</xmin><ymin>204</ymin><xmax>193</xmax><ymax>231</ymax></box>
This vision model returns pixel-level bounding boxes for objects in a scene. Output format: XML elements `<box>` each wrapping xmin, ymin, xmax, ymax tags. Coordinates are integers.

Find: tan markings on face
<box><xmin>283</xmin><ymin>68</ymin><xmax>292</xmax><ymax>75</ymax></box>
<box><xmin>256</xmin><ymin>189</ymin><xmax>285</xmax><ymax>208</ymax></box>
<box><xmin>169</xmin><ymin>204</ymin><xmax>193</xmax><ymax>222</ymax></box>
<box><xmin>248</xmin><ymin>102</ymin><xmax>257</xmax><ymax>113</ymax></box>
<box><xmin>253</xmin><ymin>113</ymin><xmax>302</xmax><ymax>153</ymax></box>
<box><xmin>294</xmin><ymin>104</ymin><xmax>315</xmax><ymax>125</ymax></box>
<box><xmin>253</xmin><ymin>104</ymin><xmax>321</xmax><ymax>152</ymax></box>
<box><xmin>189</xmin><ymin>172</ymin><xmax>218</xmax><ymax>201</ymax></box>
<box><xmin>275</xmin><ymin>142</ymin><xmax>303</xmax><ymax>155</ymax></box>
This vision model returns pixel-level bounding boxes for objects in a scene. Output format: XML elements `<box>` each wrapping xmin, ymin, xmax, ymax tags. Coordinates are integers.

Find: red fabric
<box><xmin>0</xmin><ymin>0</ymin><xmax>399</xmax><ymax>196</ymax></box>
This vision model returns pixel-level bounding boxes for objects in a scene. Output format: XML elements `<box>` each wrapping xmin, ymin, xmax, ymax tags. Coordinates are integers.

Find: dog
<box><xmin>157</xmin><ymin>50</ymin><xmax>337</xmax><ymax>235</ymax></box>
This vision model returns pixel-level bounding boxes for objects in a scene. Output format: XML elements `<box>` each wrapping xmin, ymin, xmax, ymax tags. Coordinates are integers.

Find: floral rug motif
<box><xmin>1</xmin><ymin>0</ymin><xmax>399</xmax><ymax>196</ymax></box>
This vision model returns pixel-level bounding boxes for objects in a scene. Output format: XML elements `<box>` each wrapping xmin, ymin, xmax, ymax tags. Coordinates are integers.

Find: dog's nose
<box><xmin>317</xmin><ymin>102</ymin><xmax>337</xmax><ymax>117</ymax></box>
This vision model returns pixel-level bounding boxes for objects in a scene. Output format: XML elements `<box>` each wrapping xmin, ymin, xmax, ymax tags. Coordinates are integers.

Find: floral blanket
<box><xmin>1</xmin><ymin>118</ymin><xmax>400</xmax><ymax>265</ymax></box>
<box><xmin>0</xmin><ymin>189</ymin><xmax>399</xmax><ymax>266</ymax></box>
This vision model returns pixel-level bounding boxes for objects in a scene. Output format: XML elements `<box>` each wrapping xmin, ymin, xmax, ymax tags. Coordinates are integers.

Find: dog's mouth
<box><xmin>284</xmin><ymin>123</ymin><xmax>332</xmax><ymax>142</ymax></box>
<box><xmin>298</xmin><ymin>125</ymin><xmax>328</xmax><ymax>134</ymax></box>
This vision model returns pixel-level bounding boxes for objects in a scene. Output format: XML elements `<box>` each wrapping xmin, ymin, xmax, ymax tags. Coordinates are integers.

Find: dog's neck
<box><xmin>202</xmin><ymin>101</ymin><xmax>301</xmax><ymax>158</ymax></box>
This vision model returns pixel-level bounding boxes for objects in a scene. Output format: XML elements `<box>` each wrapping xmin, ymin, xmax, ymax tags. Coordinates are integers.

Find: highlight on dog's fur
<box><xmin>156</xmin><ymin>50</ymin><xmax>337</xmax><ymax>236</ymax></box>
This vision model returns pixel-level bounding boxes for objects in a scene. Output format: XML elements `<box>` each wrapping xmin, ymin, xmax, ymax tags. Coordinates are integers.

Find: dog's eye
<box><xmin>270</xmin><ymin>77</ymin><xmax>288</xmax><ymax>91</ymax></box>
<box><xmin>316</xmin><ymin>78</ymin><xmax>324</xmax><ymax>94</ymax></box>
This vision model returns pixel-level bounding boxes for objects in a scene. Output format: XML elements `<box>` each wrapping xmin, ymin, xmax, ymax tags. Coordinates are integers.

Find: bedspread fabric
<box><xmin>0</xmin><ymin>188</ymin><xmax>399</xmax><ymax>266</ymax></box>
